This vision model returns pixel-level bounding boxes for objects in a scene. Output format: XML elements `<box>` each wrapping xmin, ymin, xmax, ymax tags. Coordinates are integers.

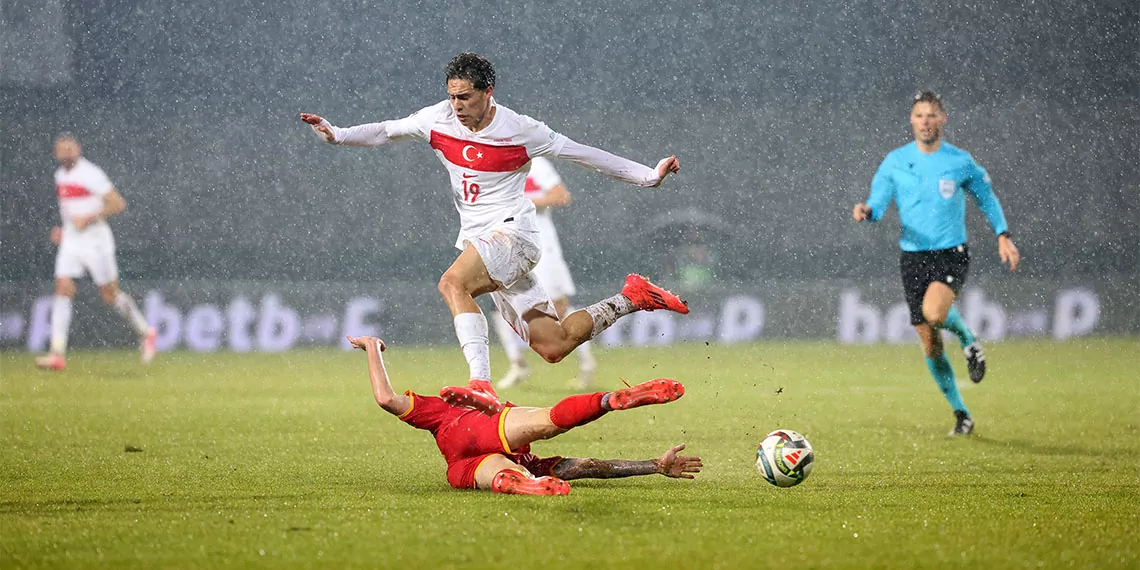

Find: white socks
<box><xmin>47</xmin><ymin>291</ymin><xmax>149</xmax><ymax>355</ymax></box>
<box><xmin>454</xmin><ymin>312</ymin><xmax>491</xmax><ymax>381</ymax></box>
<box><xmin>49</xmin><ymin>295</ymin><xmax>73</xmax><ymax>355</ymax></box>
<box><xmin>492</xmin><ymin>313</ymin><xmax>526</xmax><ymax>364</ymax></box>
<box><xmin>584</xmin><ymin>294</ymin><xmax>637</xmax><ymax>339</ymax></box>
<box><xmin>114</xmin><ymin>291</ymin><xmax>150</xmax><ymax>336</ymax></box>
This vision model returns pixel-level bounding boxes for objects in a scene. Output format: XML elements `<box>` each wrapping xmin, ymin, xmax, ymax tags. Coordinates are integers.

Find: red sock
<box><xmin>549</xmin><ymin>392</ymin><xmax>608</xmax><ymax>429</ymax></box>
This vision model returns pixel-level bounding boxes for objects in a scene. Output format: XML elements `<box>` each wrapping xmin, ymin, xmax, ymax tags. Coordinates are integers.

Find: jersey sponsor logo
<box><xmin>429</xmin><ymin>131</ymin><xmax>530</xmax><ymax>172</ymax></box>
<box><xmin>57</xmin><ymin>183</ymin><xmax>92</xmax><ymax>199</ymax></box>
<box><xmin>938</xmin><ymin>179</ymin><xmax>956</xmax><ymax>199</ymax></box>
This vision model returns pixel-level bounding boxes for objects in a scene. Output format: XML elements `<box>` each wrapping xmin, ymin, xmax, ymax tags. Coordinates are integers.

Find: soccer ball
<box><xmin>756</xmin><ymin>429</ymin><xmax>814</xmax><ymax>487</ymax></box>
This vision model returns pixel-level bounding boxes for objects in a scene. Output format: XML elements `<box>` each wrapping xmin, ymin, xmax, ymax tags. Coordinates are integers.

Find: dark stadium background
<box><xmin>2</xmin><ymin>0</ymin><xmax>1136</xmax><ymax>291</ymax></box>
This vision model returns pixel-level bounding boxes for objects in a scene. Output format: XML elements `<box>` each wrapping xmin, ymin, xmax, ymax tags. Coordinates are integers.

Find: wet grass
<box><xmin>1</xmin><ymin>338</ymin><xmax>1137</xmax><ymax>569</ymax></box>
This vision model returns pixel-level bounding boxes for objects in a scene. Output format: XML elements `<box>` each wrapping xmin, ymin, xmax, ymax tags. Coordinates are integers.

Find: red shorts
<box><xmin>445</xmin><ymin>451</ymin><xmax>565</xmax><ymax>490</ymax></box>
<box><xmin>399</xmin><ymin>393</ymin><xmax>563</xmax><ymax>489</ymax></box>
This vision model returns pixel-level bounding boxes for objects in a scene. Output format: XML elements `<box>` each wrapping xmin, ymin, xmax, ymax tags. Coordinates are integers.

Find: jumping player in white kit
<box><xmin>300</xmin><ymin>52</ymin><xmax>687</xmax><ymax>412</ymax></box>
<box><xmin>35</xmin><ymin>133</ymin><xmax>156</xmax><ymax>371</ymax></box>
<box><xmin>493</xmin><ymin>156</ymin><xmax>597</xmax><ymax>390</ymax></box>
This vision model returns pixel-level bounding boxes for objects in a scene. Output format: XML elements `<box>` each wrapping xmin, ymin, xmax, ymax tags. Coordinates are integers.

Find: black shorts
<box><xmin>899</xmin><ymin>244</ymin><xmax>970</xmax><ymax>325</ymax></box>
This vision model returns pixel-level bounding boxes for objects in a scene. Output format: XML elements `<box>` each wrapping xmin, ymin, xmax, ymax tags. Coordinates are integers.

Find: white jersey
<box><xmin>347</xmin><ymin>99</ymin><xmax>564</xmax><ymax>249</ymax></box>
<box><xmin>524</xmin><ymin>156</ymin><xmax>562</xmax><ymax>219</ymax></box>
<box><xmin>320</xmin><ymin>98</ymin><xmax>663</xmax><ymax>250</ymax></box>
<box><xmin>55</xmin><ymin>157</ymin><xmax>113</xmax><ymax>238</ymax></box>
<box><xmin>523</xmin><ymin>156</ymin><xmax>577</xmax><ymax>298</ymax></box>
<box><xmin>523</xmin><ymin>156</ymin><xmax>564</xmax><ymax>246</ymax></box>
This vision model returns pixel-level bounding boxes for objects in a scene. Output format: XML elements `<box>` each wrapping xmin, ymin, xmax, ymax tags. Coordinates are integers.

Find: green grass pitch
<box><xmin>2</xmin><ymin>339</ymin><xmax>1137</xmax><ymax>569</ymax></box>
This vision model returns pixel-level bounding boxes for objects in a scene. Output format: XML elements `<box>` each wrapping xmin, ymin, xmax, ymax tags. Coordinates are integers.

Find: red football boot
<box><xmin>140</xmin><ymin>327</ymin><xmax>157</xmax><ymax>365</ymax></box>
<box><xmin>34</xmin><ymin>353</ymin><xmax>66</xmax><ymax>371</ymax></box>
<box><xmin>491</xmin><ymin>469</ymin><xmax>571</xmax><ymax>496</ymax></box>
<box><xmin>440</xmin><ymin>380</ymin><xmax>504</xmax><ymax>415</ymax></box>
<box><xmin>467</xmin><ymin>378</ymin><xmax>499</xmax><ymax>399</ymax></box>
<box><xmin>607</xmin><ymin>378</ymin><xmax>685</xmax><ymax>410</ymax></box>
<box><xmin>621</xmin><ymin>274</ymin><xmax>690</xmax><ymax>314</ymax></box>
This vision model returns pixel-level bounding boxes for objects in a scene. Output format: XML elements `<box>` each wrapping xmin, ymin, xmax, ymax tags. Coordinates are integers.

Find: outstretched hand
<box><xmin>852</xmin><ymin>203</ymin><xmax>872</xmax><ymax>221</ymax></box>
<box><xmin>652</xmin><ymin>156</ymin><xmax>680</xmax><ymax>187</ymax></box>
<box><xmin>346</xmin><ymin>335</ymin><xmax>386</xmax><ymax>352</ymax></box>
<box><xmin>998</xmin><ymin>235</ymin><xmax>1020</xmax><ymax>271</ymax></box>
<box><xmin>656</xmin><ymin>444</ymin><xmax>702</xmax><ymax>479</ymax></box>
<box><xmin>300</xmin><ymin>113</ymin><xmax>336</xmax><ymax>143</ymax></box>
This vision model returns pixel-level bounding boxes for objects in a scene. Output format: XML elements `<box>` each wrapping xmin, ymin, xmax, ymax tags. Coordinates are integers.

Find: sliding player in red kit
<box><xmin>347</xmin><ymin>335</ymin><xmax>700</xmax><ymax>495</ymax></box>
<box><xmin>302</xmin><ymin>53</ymin><xmax>687</xmax><ymax>411</ymax></box>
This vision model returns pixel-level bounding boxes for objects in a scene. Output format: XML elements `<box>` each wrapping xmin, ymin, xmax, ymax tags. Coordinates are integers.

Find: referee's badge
<box><xmin>938</xmin><ymin>179</ymin><xmax>956</xmax><ymax>199</ymax></box>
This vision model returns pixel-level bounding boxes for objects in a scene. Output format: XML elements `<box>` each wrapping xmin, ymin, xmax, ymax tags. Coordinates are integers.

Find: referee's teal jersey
<box><xmin>867</xmin><ymin>141</ymin><xmax>1008</xmax><ymax>252</ymax></box>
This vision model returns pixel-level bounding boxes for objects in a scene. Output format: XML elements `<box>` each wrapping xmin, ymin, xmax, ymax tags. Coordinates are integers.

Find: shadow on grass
<box><xmin>972</xmin><ymin>435</ymin><xmax>1136</xmax><ymax>460</ymax></box>
<box><xmin>0</xmin><ymin>493</ymin><xmax>309</xmax><ymax>515</ymax></box>
<box><xmin>90</xmin><ymin>368</ymin><xmax>148</xmax><ymax>380</ymax></box>
<box><xmin>0</xmin><ymin>496</ymin><xmax>151</xmax><ymax>515</ymax></box>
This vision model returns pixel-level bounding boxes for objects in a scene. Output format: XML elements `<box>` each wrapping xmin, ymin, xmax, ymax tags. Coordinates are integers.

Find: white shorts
<box><xmin>54</xmin><ymin>225</ymin><xmax>119</xmax><ymax>286</ymax></box>
<box><xmin>467</xmin><ymin>226</ymin><xmax>557</xmax><ymax>344</ymax></box>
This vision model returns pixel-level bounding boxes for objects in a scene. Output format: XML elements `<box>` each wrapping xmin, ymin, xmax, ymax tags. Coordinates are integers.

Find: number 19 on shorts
<box><xmin>462</xmin><ymin>179</ymin><xmax>480</xmax><ymax>203</ymax></box>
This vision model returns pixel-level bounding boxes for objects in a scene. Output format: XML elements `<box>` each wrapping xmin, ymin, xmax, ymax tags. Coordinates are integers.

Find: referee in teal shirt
<box><xmin>854</xmin><ymin>91</ymin><xmax>1020</xmax><ymax>436</ymax></box>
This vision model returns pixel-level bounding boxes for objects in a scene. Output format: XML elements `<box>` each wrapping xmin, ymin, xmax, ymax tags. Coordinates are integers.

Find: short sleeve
<box><xmin>397</xmin><ymin>392</ymin><xmax>454</xmax><ymax>432</ymax></box>
<box><xmin>85</xmin><ymin>164</ymin><xmax>114</xmax><ymax>195</ymax></box>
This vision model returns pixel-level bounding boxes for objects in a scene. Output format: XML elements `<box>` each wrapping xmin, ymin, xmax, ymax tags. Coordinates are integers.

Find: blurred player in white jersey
<box><xmin>493</xmin><ymin>156</ymin><xmax>596</xmax><ymax>389</ymax></box>
<box><xmin>301</xmin><ymin>52</ymin><xmax>686</xmax><ymax>412</ymax></box>
<box><xmin>34</xmin><ymin>134</ymin><xmax>156</xmax><ymax>371</ymax></box>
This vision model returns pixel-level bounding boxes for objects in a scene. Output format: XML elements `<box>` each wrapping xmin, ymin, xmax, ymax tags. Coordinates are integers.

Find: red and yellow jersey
<box><xmin>398</xmin><ymin>392</ymin><xmax>561</xmax><ymax>474</ymax></box>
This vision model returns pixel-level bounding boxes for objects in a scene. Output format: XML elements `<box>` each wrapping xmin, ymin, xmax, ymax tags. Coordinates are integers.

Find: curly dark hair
<box><xmin>911</xmin><ymin>90</ymin><xmax>944</xmax><ymax>112</ymax></box>
<box><xmin>445</xmin><ymin>52</ymin><xmax>496</xmax><ymax>91</ymax></box>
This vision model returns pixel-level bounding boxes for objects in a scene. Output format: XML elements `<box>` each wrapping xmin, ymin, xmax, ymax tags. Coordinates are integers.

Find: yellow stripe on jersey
<box><xmin>396</xmin><ymin>390</ymin><xmax>416</xmax><ymax>420</ymax></box>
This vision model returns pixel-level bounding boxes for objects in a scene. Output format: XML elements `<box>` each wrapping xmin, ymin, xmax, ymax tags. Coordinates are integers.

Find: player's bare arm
<box><xmin>998</xmin><ymin>234</ymin><xmax>1020</xmax><ymax>271</ymax></box>
<box><xmin>529</xmin><ymin>183</ymin><xmax>572</xmax><ymax>209</ymax></box>
<box><xmin>50</xmin><ymin>226</ymin><xmax>62</xmax><ymax>245</ymax></box>
<box><xmin>73</xmin><ymin>189</ymin><xmax>126</xmax><ymax>231</ymax></box>
<box><xmin>852</xmin><ymin>203</ymin><xmax>872</xmax><ymax>221</ymax></box>
<box><xmin>347</xmin><ymin>335</ymin><xmax>412</xmax><ymax>416</ymax></box>
<box><xmin>551</xmin><ymin>444</ymin><xmax>702</xmax><ymax>480</ymax></box>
